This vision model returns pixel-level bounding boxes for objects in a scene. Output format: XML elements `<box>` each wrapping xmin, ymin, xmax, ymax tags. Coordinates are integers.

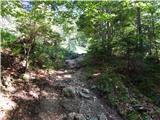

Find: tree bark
<box><xmin>136</xmin><ymin>7</ymin><xmax>143</xmax><ymax>52</ymax></box>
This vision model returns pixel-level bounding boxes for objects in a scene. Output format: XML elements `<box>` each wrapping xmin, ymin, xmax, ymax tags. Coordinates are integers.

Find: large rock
<box><xmin>65</xmin><ymin>59</ymin><xmax>77</xmax><ymax>68</ymax></box>
<box><xmin>67</xmin><ymin>112</ymin><xmax>86</xmax><ymax>120</ymax></box>
<box><xmin>61</xmin><ymin>98</ymin><xmax>81</xmax><ymax>112</ymax></box>
<box><xmin>62</xmin><ymin>86</ymin><xmax>91</xmax><ymax>99</ymax></box>
<box><xmin>78</xmin><ymin>88</ymin><xmax>91</xmax><ymax>99</ymax></box>
<box><xmin>22</xmin><ymin>73</ymin><xmax>30</xmax><ymax>81</ymax></box>
<box><xmin>98</xmin><ymin>113</ymin><xmax>108</xmax><ymax>120</ymax></box>
<box><xmin>81</xmin><ymin>88</ymin><xmax>90</xmax><ymax>94</ymax></box>
<box><xmin>62</xmin><ymin>86</ymin><xmax>76</xmax><ymax>98</ymax></box>
<box><xmin>90</xmin><ymin>117</ymin><xmax>98</xmax><ymax>120</ymax></box>
<box><xmin>79</xmin><ymin>99</ymin><xmax>108</xmax><ymax>120</ymax></box>
<box><xmin>79</xmin><ymin>92</ymin><xmax>91</xmax><ymax>99</ymax></box>
<box><xmin>65</xmin><ymin>55</ymin><xmax>84</xmax><ymax>69</ymax></box>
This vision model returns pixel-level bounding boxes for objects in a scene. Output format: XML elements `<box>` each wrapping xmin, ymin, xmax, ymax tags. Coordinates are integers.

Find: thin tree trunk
<box><xmin>151</xmin><ymin>12</ymin><xmax>155</xmax><ymax>57</ymax></box>
<box><xmin>25</xmin><ymin>45</ymin><xmax>31</xmax><ymax>72</ymax></box>
<box><xmin>148</xmin><ymin>11</ymin><xmax>155</xmax><ymax>56</ymax></box>
<box><xmin>136</xmin><ymin>7</ymin><xmax>143</xmax><ymax>52</ymax></box>
<box><xmin>127</xmin><ymin>43</ymin><xmax>130</xmax><ymax>75</ymax></box>
<box><xmin>24</xmin><ymin>37</ymin><xmax>36</xmax><ymax>72</ymax></box>
<box><xmin>148</xmin><ymin>28</ymin><xmax>152</xmax><ymax>56</ymax></box>
<box><xmin>107</xmin><ymin>22</ymin><xmax>112</xmax><ymax>56</ymax></box>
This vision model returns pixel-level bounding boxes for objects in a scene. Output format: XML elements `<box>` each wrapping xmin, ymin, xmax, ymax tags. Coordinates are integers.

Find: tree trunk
<box><xmin>136</xmin><ymin>7</ymin><xmax>143</xmax><ymax>52</ymax></box>
<box><xmin>24</xmin><ymin>45</ymin><xmax>31</xmax><ymax>72</ymax></box>
<box><xmin>24</xmin><ymin>36</ymin><xmax>36</xmax><ymax>72</ymax></box>
<box><xmin>148</xmin><ymin>28</ymin><xmax>152</xmax><ymax>56</ymax></box>
<box><xmin>127</xmin><ymin>42</ymin><xmax>130</xmax><ymax>75</ymax></box>
<box><xmin>107</xmin><ymin>22</ymin><xmax>112</xmax><ymax>56</ymax></box>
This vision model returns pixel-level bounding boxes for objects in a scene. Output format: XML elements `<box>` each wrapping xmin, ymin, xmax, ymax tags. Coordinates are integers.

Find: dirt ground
<box><xmin>1</xmin><ymin>65</ymin><xmax>123</xmax><ymax>120</ymax></box>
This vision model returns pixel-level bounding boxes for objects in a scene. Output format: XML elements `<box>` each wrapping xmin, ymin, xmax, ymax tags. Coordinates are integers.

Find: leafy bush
<box><xmin>97</xmin><ymin>68</ymin><xmax>130</xmax><ymax>105</ymax></box>
<box><xmin>30</xmin><ymin>43</ymin><xmax>79</xmax><ymax>69</ymax></box>
<box><xmin>95</xmin><ymin>66</ymin><xmax>160</xmax><ymax>120</ymax></box>
<box><xmin>1</xmin><ymin>29</ymin><xmax>16</xmax><ymax>47</ymax></box>
<box><xmin>1</xmin><ymin>29</ymin><xmax>79</xmax><ymax>70</ymax></box>
<box><xmin>126</xmin><ymin>110</ymin><xmax>140</xmax><ymax>120</ymax></box>
<box><xmin>30</xmin><ymin>44</ymin><xmax>63</xmax><ymax>69</ymax></box>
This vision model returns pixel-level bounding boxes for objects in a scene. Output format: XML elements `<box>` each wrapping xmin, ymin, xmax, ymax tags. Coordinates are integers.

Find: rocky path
<box><xmin>35</xmin><ymin>68</ymin><xmax>123</xmax><ymax>120</ymax></box>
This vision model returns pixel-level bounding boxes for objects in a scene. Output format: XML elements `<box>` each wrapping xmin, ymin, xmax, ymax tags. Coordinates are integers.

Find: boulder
<box><xmin>98</xmin><ymin>113</ymin><xmax>108</xmax><ymax>120</ymax></box>
<box><xmin>79</xmin><ymin>92</ymin><xmax>91</xmax><ymax>99</ymax></box>
<box><xmin>78</xmin><ymin>88</ymin><xmax>91</xmax><ymax>99</ymax></box>
<box><xmin>67</xmin><ymin>112</ymin><xmax>75</xmax><ymax>120</ymax></box>
<box><xmin>90</xmin><ymin>117</ymin><xmax>98</xmax><ymax>120</ymax></box>
<box><xmin>75</xmin><ymin>114</ymin><xmax>86</xmax><ymax>120</ymax></box>
<box><xmin>62</xmin><ymin>86</ymin><xmax>76</xmax><ymax>98</ymax></box>
<box><xmin>65</xmin><ymin>59</ymin><xmax>77</xmax><ymax>68</ymax></box>
<box><xmin>61</xmin><ymin>98</ymin><xmax>80</xmax><ymax>113</ymax></box>
<box><xmin>67</xmin><ymin>112</ymin><xmax>86</xmax><ymax>120</ymax></box>
<box><xmin>91</xmin><ymin>85</ymin><xmax>97</xmax><ymax>90</ymax></box>
<box><xmin>81</xmin><ymin>88</ymin><xmax>90</xmax><ymax>94</ymax></box>
<box><xmin>65</xmin><ymin>54</ymin><xmax>84</xmax><ymax>69</ymax></box>
<box><xmin>22</xmin><ymin>73</ymin><xmax>30</xmax><ymax>81</ymax></box>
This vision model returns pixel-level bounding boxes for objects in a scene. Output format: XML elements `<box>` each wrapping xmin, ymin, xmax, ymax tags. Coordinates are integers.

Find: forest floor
<box><xmin>0</xmin><ymin>50</ymin><xmax>123</xmax><ymax>120</ymax></box>
<box><xmin>1</xmin><ymin>50</ymin><xmax>160</xmax><ymax>120</ymax></box>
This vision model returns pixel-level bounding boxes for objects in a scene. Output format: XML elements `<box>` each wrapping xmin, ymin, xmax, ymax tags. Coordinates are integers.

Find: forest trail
<box><xmin>1</xmin><ymin>1</ymin><xmax>160</xmax><ymax>119</ymax></box>
<box><xmin>32</xmin><ymin>68</ymin><xmax>123</xmax><ymax>120</ymax></box>
<box><xmin>1</xmin><ymin>51</ymin><xmax>160</xmax><ymax>120</ymax></box>
<box><xmin>1</xmin><ymin>52</ymin><xmax>123</xmax><ymax>120</ymax></box>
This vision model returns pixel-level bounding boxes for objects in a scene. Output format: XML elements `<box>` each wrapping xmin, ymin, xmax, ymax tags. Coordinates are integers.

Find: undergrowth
<box><xmin>84</xmin><ymin>57</ymin><xmax>160</xmax><ymax>120</ymax></box>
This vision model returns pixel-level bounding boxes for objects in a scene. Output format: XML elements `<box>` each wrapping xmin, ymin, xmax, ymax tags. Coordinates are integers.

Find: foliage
<box><xmin>136</xmin><ymin>61</ymin><xmax>160</xmax><ymax>106</ymax></box>
<box><xmin>1</xmin><ymin>1</ymin><xmax>160</xmax><ymax>119</ymax></box>
<box><xmin>1</xmin><ymin>0</ymin><xmax>64</xmax><ymax>70</ymax></box>
<box><xmin>75</xmin><ymin>1</ymin><xmax>160</xmax><ymax>60</ymax></box>
<box><xmin>30</xmin><ymin>43</ymin><xmax>71</xmax><ymax>69</ymax></box>
<box><xmin>87</xmin><ymin>65</ymin><xmax>160</xmax><ymax>120</ymax></box>
<box><xmin>1</xmin><ymin>29</ymin><xmax>16</xmax><ymax>46</ymax></box>
<box><xmin>97</xmin><ymin>68</ymin><xmax>129</xmax><ymax>105</ymax></box>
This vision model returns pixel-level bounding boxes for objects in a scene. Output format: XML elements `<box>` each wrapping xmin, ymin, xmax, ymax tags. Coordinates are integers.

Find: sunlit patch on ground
<box><xmin>1</xmin><ymin>64</ymin><xmax>74</xmax><ymax>120</ymax></box>
<box><xmin>63</xmin><ymin>74</ymin><xmax>72</xmax><ymax>79</ymax></box>
<box><xmin>47</xmin><ymin>70</ymin><xmax>74</xmax><ymax>81</ymax></box>
<box><xmin>0</xmin><ymin>93</ymin><xmax>17</xmax><ymax>120</ymax></box>
<box><xmin>92</xmin><ymin>72</ymin><xmax>101</xmax><ymax>77</ymax></box>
